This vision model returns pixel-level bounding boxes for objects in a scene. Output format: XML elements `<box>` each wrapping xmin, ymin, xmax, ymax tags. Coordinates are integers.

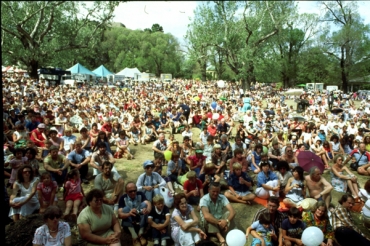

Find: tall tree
<box><xmin>151</xmin><ymin>23</ymin><xmax>164</xmax><ymax>33</ymax></box>
<box><xmin>320</xmin><ymin>1</ymin><xmax>370</xmax><ymax>92</ymax></box>
<box><xmin>1</xmin><ymin>1</ymin><xmax>119</xmax><ymax>77</ymax></box>
<box><xmin>206</xmin><ymin>1</ymin><xmax>295</xmax><ymax>89</ymax></box>
<box><xmin>185</xmin><ymin>4</ymin><xmax>216</xmax><ymax>81</ymax></box>
<box><xmin>272</xmin><ymin>12</ymin><xmax>320</xmax><ymax>88</ymax></box>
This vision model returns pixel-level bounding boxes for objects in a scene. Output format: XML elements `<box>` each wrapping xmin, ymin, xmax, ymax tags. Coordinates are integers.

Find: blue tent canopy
<box><xmin>67</xmin><ymin>63</ymin><xmax>96</xmax><ymax>76</ymax></box>
<box><xmin>92</xmin><ymin>65</ymin><xmax>113</xmax><ymax>77</ymax></box>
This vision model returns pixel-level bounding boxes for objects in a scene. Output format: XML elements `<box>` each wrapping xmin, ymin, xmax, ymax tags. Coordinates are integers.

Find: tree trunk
<box><xmin>340</xmin><ymin>46</ymin><xmax>348</xmax><ymax>93</ymax></box>
<box><xmin>242</xmin><ymin>61</ymin><xmax>255</xmax><ymax>91</ymax></box>
<box><xmin>201</xmin><ymin>62</ymin><xmax>207</xmax><ymax>81</ymax></box>
<box><xmin>28</xmin><ymin>60</ymin><xmax>39</xmax><ymax>79</ymax></box>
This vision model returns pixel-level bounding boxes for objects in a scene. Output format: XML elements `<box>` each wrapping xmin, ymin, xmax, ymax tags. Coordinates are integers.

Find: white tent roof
<box><xmin>116</xmin><ymin>67</ymin><xmax>141</xmax><ymax>78</ymax></box>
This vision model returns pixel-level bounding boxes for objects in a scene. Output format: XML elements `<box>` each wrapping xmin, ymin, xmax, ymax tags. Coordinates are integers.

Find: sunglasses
<box><xmin>145</xmin><ymin>165</ymin><xmax>154</xmax><ymax>169</ymax></box>
<box><xmin>128</xmin><ymin>190</ymin><xmax>137</xmax><ymax>193</ymax></box>
<box><xmin>48</xmin><ymin>214</ymin><xmax>61</xmax><ymax>220</ymax></box>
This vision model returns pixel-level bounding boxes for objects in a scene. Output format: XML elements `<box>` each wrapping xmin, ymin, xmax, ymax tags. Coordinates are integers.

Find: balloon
<box><xmin>193</xmin><ymin>96</ymin><xmax>200</xmax><ymax>101</ymax></box>
<box><xmin>217</xmin><ymin>80</ymin><xmax>225</xmax><ymax>88</ymax></box>
<box><xmin>164</xmin><ymin>150</ymin><xmax>172</xmax><ymax>161</ymax></box>
<box><xmin>211</xmin><ymin>101</ymin><xmax>217</xmax><ymax>109</ymax></box>
<box><xmin>226</xmin><ymin>229</ymin><xmax>246</xmax><ymax>246</ymax></box>
<box><xmin>263</xmin><ymin>146</ymin><xmax>268</xmax><ymax>154</ymax></box>
<box><xmin>212</xmin><ymin>113</ymin><xmax>220</xmax><ymax>120</ymax></box>
<box><xmin>301</xmin><ymin>226</ymin><xmax>324</xmax><ymax>246</ymax></box>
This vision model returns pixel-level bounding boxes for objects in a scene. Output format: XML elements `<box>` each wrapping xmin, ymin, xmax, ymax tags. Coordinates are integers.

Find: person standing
<box><xmin>332</xmin><ymin>194</ymin><xmax>370</xmax><ymax>245</ymax></box>
<box><xmin>327</xmin><ymin>91</ymin><xmax>334</xmax><ymax>111</ymax></box>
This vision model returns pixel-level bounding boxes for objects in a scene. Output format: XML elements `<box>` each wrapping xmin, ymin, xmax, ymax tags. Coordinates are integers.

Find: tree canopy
<box><xmin>1</xmin><ymin>1</ymin><xmax>119</xmax><ymax>77</ymax></box>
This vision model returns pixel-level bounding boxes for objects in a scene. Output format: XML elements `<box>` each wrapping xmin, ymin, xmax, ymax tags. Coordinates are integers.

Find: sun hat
<box><xmin>213</xmin><ymin>144</ymin><xmax>221</xmax><ymax>149</ymax></box>
<box><xmin>38</xmin><ymin>123</ymin><xmax>45</xmax><ymax>128</ymax></box>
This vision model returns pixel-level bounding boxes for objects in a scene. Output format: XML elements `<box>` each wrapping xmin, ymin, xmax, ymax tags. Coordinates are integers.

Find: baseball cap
<box><xmin>143</xmin><ymin>160</ymin><xmax>154</xmax><ymax>168</ymax></box>
<box><xmin>38</xmin><ymin>123</ymin><xmax>45</xmax><ymax>128</ymax></box>
<box><xmin>195</xmin><ymin>149</ymin><xmax>203</xmax><ymax>154</ymax></box>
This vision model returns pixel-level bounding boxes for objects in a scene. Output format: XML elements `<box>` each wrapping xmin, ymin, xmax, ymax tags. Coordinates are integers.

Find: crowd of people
<box><xmin>3</xmin><ymin>74</ymin><xmax>370</xmax><ymax>246</ymax></box>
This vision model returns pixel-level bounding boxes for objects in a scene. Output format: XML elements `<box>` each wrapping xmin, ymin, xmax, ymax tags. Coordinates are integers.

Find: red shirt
<box><xmin>101</xmin><ymin>123</ymin><xmax>112</xmax><ymax>133</ymax></box>
<box><xmin>183</xmin><ymin>179</ymin><xmax>203</xmax><ymax>192</ymax></box>
<box><xmin>193</xmin><ymin>115</ymin><xmax>202</xmax><ymax>125</ymax></box>
<box><xmin>187</xmin><ymin>155</ymin><xmax>206</xmax><ymax>169</ymax></box>
<box><xmin>207</xmin><ymin>125</ymin><xmax>217</xmax><ymax>136</ymax></box>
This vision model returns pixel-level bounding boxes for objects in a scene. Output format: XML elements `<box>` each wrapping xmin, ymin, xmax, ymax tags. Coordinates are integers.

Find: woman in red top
<box><xmin>323</xmin><ymin>141</ymin><xmax>333</xmax><ymax>161</ymax></box>
<box><xmin>30</xmin><ymin>124</ymin><xmax>46</xmax><ymax>147</ymax></box>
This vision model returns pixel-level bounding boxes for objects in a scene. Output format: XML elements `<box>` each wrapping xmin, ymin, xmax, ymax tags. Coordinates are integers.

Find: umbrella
<box><xmin>331</xmin><ymin>108</ymin><xmax>343</xmax><ymax>114</ymax></box>
<box><xmin>297</xmin><ymin>151</ymin><xmax>324</xmax><ymax>173</ymax></box>
<box><xmin>290</xmin><ymin>116</ymin><xmax>306</xmax><ymax>122</ymax></box>
<box><xmin>264</xmin><ymin>109</ymin><xmax>275</xmax><ymax>116</ymax></box>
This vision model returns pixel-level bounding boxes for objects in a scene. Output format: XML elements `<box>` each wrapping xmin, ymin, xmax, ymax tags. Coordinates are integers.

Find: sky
<box><xmin>113</xmin><ymin>1</ymin><xmax>370</xmax><ymax>45</ymax></box>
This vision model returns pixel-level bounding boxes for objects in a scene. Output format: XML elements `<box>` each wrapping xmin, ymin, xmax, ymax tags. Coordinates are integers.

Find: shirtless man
<box><xmin>304</xmin><ymin>167</ymin><xmax>333</xmax><ymax>208</ymax></box>
<box><xmin>281</xmin><ymin>146</ymin><xmax>299</xmax><ymax>170</ymax></box>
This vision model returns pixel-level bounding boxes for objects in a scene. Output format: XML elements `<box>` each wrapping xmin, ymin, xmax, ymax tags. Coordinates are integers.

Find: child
<box><xmin>148</xmin><ymin>194</ymin><xmax>171</xmax><ymax>246</ymax></box>
<box><xmin>245</xmin><ymin>213</ymin><xmax>276</xmax><ymax>246</ymax></box>
<box><xmin>153</xmin><ymin>153</ymin><xmax>164</xmax><ymax>176</ymax></box>
<box><xmin>8</xmin><ymin>148</ymin><xmax>28</xmax><ymax>188</ymax></box>
<box><xmin>37</xmin><ymin>172</ymin><xmax>58</xmax><ymax>213</ymax></box>
<box><xmin>63</xmin><ymin>169</ymin><xmax>84</xmax><ymax>222</ymax></box>
<box><xmin>115</xmin><ymin>130</ymin><xmax>134</xmax><ymax>160</ymax></box>
<box><xmin>282</xmin><ymin>207</ymin><xmax>306</xmax><ymax>246</ymax></box>
<box><xmin>36</xmin><ymin>140</ymin><xmax>51</xmax><ymax>161</ymax></box>
<box><xmin>25</xmin><ymin>147</ymin><xmax>40</xmax><ymax>177</ymax></box>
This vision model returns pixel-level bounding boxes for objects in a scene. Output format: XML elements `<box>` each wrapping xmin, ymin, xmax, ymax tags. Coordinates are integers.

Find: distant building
<box><xmin>348</xmin><ymin>75</ymin><xmax>370</xmax><ymax>92</ymax></box>
<box><xmin>206</xmin><ymin>65</ymin><xmax>217</xmax><ymax>79</ymax></box>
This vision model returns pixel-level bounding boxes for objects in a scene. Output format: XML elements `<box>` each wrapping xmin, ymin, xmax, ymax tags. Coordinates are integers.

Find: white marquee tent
<box><xmin>116</xmin><ymin>67</ymin><xmax>141</xmax><ymax>78</ymax></box>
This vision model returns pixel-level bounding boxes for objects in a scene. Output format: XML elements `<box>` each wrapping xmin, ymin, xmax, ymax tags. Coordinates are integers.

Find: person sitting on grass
<box><xmin>63</xmin><ymin>169</ymin><xmax>84</xmax><ymax>222</ymax></box>
<box><xmin>148</xmin><ymin>194</ymin><xmax>171</xmax><ymax>246</ymax></box>
<box><xmin>115</xmin><ymin>130</ymin><xmax>134</xmax><ymax>160</ymax></box>
<box><xmin>245</xmin><ymin>213</ymin><xmax>276</xmax><ymax>246</ymax></box>
<box><xmin>166</xmin><ymin>153</ymin><xmax>185</xmax><ymax>196</ymax></box>
<box><xmin>283</xmin><ymin>166</ymin><xmax>305</xmax><ymax>208</ymax></box>
<box><xmin>118</xmin><ymin>182</ymin><xmax>151</xmax><ymax>246</ymax></box>
<box><xmin>281</xmin><ymin>207</ymin><xmax>306</xmax><ymax>246</ymax></box>
<box><xmin>37</xmin><ymin>172</ymin><xmax>58</xmax><ymax>214</ymax></box>
<box><xmin>200</xmin><ymin>182</ymin><xmax>236</xmax><ymax>246</ymax></box>
<box><xmin>224</xmin><ymin>162</ymin><xmax>255</xmax><ymax>205</ymax></box>
<box><xmin>183</xmin><ymin>171</ymin><xmax>204</xmax><ymax>206</ymax></box>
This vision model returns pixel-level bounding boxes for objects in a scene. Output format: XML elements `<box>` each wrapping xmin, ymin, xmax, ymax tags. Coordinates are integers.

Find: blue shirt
<box><xmin>257</xmin><ymin>171</ymin><xmax>278</xmax><ymax>188</ymax></box>
<box><xmin>228</xmin><ymin>172</ymin><xmax>252</xmax><ymax>192</ymax></box>
<box><xmin>118</xmin><ymin>191</ymin><xmax>147</xmax><ymax>209</ymax></box>
<box><xmin>26</xmin><ymin>121</ymin><xmax>39</xmax><ymax>132</ymax></box>
<box><xmin>67</xmin><ymin>149</ymin><xmax>91</xmax><ymax>163</ymax></box>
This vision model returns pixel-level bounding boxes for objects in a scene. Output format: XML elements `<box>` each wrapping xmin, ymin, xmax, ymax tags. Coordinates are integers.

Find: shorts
<box><xmin>227</xmin><ymin>190</ymin><xmax>251</xmax><ymax>197</ymax></box>
<box><xmin>65</xmin><ymin>193</ymin><xmax>83</xmax><ymax>202</ymax></box>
